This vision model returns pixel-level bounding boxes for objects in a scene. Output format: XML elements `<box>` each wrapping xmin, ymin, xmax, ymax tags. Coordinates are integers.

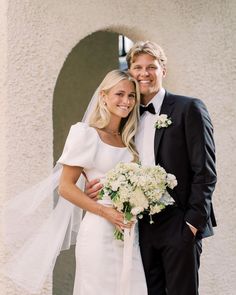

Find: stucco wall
<box><xmin>0</xmin><ymin>1</ymin><xmax>8</xmax><ymax>294</ymax></box>
<box><xmin>0</xmin><ymin>0</ymin><xmax>235</xmax><ymax>294</ymax></box>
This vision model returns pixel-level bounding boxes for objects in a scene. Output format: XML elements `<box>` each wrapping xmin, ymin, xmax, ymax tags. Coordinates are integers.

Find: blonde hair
<box><xmin>89</xmin><ymin>70</ymin><xmax>140</xmax><ymax>161</ymax></box>
<box><xmin>126</xmin><ymin>41</ymin><xmax>167</xmax><ymax>70</ymax></box>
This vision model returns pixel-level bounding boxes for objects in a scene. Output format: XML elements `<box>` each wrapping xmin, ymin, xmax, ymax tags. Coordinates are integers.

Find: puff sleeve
<box><xmin>58</xmin><ymin>122</ymin><xmax>97</xmax><ymax>169</ymax></box>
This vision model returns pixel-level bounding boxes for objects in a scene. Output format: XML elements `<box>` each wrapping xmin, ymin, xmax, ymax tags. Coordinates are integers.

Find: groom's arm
<box><xmin>184</xmin><ymin>98</ymin><xmax>217</xmax><ymax>232</ymax></box>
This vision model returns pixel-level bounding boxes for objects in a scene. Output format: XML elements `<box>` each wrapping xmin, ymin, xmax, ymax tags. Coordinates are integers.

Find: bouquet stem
<box><xmin>114</xmin><ymin>229</ymin><xmax>124</xmax><ymax>241</ymax></box>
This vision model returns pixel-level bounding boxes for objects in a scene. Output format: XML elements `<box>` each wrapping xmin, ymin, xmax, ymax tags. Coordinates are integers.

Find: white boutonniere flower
<box><xmin>155</xmin><ymin>114</ymin><xmax>172</xmax><ymax>129</ymax></box>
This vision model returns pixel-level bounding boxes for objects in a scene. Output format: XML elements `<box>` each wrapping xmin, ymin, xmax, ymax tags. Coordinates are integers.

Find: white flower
<box><xmin>150</xmin><ymin>204</ymin><xmax>164</xmax><ymax>215</ymax></box>
<box><xmin>159</xmin><ymin>192</ymin><xmax>175</xmax><ymax>206</ymax></box>
<box><xmin>131</xmin><ymin>207</ymin><xmax>144</xmax><ymax>215</ymax></box>
<box><xmin>99</xmin><ymin>161</ymin><xmax>177</xmax><ymax>240</ymax></box>
<box><xmin>110</xmin><ymin>180</ymin><xmax>120</xmax><ymax>191</ymax></box>
<box><xmin>155</xmin><ymin>114</ymin><xmax>172</xmax><ymax>129</ymax></box>
<box><xmin>129</xmin><ymin>187</ymin><xmax>149</xmax><ymax>210</ymax></box>
<box><xmin>166</xmin><ymin>173</ymin><xmax>178</xmax><ymax>189</ymax></box>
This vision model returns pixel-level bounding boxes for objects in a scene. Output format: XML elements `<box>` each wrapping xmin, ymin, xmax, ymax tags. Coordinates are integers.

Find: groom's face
<box><xmin>129</xmin><ymin>53</ymin><xmax>166</xmax><ymax>105</ymax></box>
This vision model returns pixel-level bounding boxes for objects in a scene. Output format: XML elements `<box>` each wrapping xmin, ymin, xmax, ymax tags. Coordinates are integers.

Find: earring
<box><xmin>103</xmin><ymin>101</ymin><xmax>107</xmax><ymax>106</ymax></box>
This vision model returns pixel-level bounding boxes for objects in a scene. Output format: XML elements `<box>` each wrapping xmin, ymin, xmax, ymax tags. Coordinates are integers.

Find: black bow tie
<box><xmin>140</xmin><ymin>103</ymin><xmax>156</xmax><ymax>116</ymax></box>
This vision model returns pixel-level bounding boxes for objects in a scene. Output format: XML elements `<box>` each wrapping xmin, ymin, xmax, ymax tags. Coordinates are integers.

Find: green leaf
<box><xmin>98</xmin><ymin>190</ymin><xmax>104</xmax><ymax>200</ymax></box>
<box><xmin>114</xmin><ymin>229</ymin><xmax>124</xmax><ymax>241</ymax></box>
<box><xmin>125</xmin><ymin>211</ymin><xmax>133</xmax><ymax>221</ymax></box>
<box><xmin>110</xmin><ymin>191</ymin><xmax>119</xmax><ymax>201</ymax></box>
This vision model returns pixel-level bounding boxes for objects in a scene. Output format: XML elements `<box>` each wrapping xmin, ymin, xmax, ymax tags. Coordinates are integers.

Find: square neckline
<box><xmin>90</xmin><ymin>126</ymin><xmax>128</xmax><ymax>150</ymax></box>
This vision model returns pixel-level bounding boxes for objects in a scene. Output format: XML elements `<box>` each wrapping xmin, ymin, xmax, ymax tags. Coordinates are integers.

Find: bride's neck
<box><xmin>105</xmin><ymin>118</ymin><xmax>121</xmax><ymax>134</ymax></box>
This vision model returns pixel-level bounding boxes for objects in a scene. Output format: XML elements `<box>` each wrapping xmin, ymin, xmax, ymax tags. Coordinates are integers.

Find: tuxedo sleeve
<box><xmin>184</xmin><ymin>99</ymin><xmax>217</xmax><ymax>231</ymax></box>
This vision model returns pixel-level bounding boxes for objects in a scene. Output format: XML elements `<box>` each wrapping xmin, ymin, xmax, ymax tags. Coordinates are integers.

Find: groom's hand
<box><xmin>85</xmin><ymin>178</ymin><xmax>103</xmax><ymax>200</ymax></box>
<box><xmin>186</xmin><ymin>222</ymin><xmax>198</xmax><ymax>236</ymax></box>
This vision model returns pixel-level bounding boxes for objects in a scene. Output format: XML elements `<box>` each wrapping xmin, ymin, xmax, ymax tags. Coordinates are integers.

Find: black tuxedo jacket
<box><xmin>154</xmin><ymin>91</ymin><xmax>217</xmax><ymax>239</ymax></box>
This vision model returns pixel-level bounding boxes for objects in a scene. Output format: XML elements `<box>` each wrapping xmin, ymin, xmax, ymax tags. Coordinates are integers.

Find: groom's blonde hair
<box><xmin>126</xmin><ymin>41</ymin><xmax>167</xmax><ymax>70</ymax></box>
<box><xmin>89</xmin><ymin>70</ymin><xmax>140</xmax><ymax>161</ymax></box>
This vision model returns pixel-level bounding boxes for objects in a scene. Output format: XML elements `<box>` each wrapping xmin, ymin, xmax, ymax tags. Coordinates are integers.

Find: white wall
<box><xmin>0</xmin><ymin>0</ymin><xmax>235</xmax><ymax>294</ymax></box>
<box><xmin>0</xmin><ymin>0</ymin><xmax>8</xmax><ymax>294</ymax></box>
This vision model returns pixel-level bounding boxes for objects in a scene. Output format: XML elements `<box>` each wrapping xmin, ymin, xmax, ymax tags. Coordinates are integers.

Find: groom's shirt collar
<box><xmin>141</xmin><ymin>87</ymin><xmax>165</xmax><ymax>114</ymax></box>
<box><xmin>135</xmin><ymin>88</ymin><xmax>165</xmax><ymax>166</ymax></box>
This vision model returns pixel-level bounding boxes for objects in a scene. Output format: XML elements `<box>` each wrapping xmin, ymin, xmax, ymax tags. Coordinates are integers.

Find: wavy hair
<box><xmin>126</xmin><ymin>40</ymin><xmax>167</xmax><ymax>70</ymax></box>
<box><xmin>89</xmin><ymin>70</ymin><xmax>140</xmax><ymax>161</ymax></box>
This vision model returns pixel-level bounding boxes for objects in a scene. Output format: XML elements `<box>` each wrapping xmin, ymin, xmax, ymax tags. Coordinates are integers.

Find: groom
<box><xmin>87</xmin><ymin>41</ymin><xmax>217</xmax><ymax>295</ymax></box>
<box><xmin>127</xmin><ymin>41</ymin><xmax>217</xmax><ymax>295</ymax></box>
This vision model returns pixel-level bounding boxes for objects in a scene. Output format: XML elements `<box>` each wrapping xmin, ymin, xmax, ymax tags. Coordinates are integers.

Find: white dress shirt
<box><xmin>135</xmin><ymin>88</ymin><xmax>165</xmax><ymax>166</ymax></box>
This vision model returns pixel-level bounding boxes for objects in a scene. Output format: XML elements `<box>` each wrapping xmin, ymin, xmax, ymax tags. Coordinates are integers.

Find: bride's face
<box><xmin>103</xmin><ymin>80</ymin><xmax>136</xmax><ymax>119</ymax></box>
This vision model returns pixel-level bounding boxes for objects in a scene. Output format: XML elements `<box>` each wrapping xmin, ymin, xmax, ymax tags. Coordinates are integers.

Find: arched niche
<box><xmin>53</xmin><ymin>31</ymin><xmax>119</xmax><ymax>163</ymax></box>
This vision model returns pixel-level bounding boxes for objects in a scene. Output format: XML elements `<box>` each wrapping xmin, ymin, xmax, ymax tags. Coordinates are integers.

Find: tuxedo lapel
<box><xmin>154</xmin><ymin>91</ymin><xmax>175</xmax><ymax>162</ymax></box>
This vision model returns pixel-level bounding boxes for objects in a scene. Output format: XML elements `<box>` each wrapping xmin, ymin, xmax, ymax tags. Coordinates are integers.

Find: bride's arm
<box><xmin>58</xmin><ymin>165</ymin><xmax>130</xmax><ymax>230</ymax></box>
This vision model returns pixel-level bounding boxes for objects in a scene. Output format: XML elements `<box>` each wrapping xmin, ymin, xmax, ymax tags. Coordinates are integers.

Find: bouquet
<box><xmin>99</xmin><ymin>162</ymin><xmax>177</xmax><ymax>240</ymax></box>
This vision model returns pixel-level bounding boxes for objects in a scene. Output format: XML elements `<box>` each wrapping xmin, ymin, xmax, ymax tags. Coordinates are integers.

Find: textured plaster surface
<box><xmin>0</xmin><ymin>0</ymin><xmax>235</xmax><ymax>294</ymax></box>
<box><xmin>0</xmin><ymin>2</ymin><xmax>8</xmax><ymax>295</ymax></box>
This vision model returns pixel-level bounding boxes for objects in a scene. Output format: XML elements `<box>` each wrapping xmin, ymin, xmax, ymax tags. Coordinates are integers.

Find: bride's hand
<box><xmin>100</xmin><ymin>206</ymin><xmax>133</xmax><ymax>229</ymax></box>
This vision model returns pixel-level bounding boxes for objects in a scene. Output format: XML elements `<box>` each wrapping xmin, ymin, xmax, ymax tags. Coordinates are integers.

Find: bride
<box><xmin>4</xmin><ymin>69</ymin><xmax>147</xmax><ymax>295</ymax></box>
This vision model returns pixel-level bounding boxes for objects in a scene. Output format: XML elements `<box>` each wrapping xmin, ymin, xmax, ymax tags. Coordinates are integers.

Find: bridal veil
<box><xmin>2</xmin><ymin>89</ymin><xmax>100</xmax><ymax>293</ymax></box>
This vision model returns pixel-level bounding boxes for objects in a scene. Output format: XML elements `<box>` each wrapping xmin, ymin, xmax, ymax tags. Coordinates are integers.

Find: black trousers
<box><xmin>139</xmin><ymin>207</ymin><xmax>202</xmax><ymax>295</ymax></box>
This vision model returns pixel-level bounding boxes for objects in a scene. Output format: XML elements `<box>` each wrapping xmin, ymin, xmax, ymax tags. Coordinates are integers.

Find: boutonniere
<box><xmin>155</xmin><ymin>114</ymin><xmax>172</xmax><ymax>129</ymax></box>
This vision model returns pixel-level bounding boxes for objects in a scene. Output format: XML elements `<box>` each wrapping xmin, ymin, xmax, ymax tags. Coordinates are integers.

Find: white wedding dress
<box><xmin>58</xmin><ymin>122</ymin><xmax>147</xmax><ymax>295</ymax></box>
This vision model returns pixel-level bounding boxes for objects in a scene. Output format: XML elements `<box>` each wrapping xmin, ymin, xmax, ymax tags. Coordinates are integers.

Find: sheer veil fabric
<box><xmin>2</xmin><ymin>89</ymin><xmax>100</xmax><ymax>293</ymax></box>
